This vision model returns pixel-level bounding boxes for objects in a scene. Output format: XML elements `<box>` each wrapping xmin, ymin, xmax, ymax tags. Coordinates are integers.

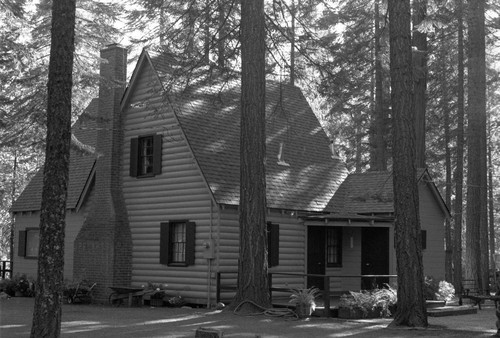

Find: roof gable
<box><xmin>145</xmin><ymin>52</ymin><xmax>348</xmax><ymax>212</ymax></box>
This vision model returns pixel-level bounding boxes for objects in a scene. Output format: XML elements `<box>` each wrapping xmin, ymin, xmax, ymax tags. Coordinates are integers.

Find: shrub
<box><xmin>437</xmin><ymin>280</ymin><xmax>455</xmax><ymax>302</ymax></box>
<box><xmin>339</xmin><ymin>284</ymin><xmax>397</xmax><ymax>318</ymax></box>
<box><xmin>424</xmin><ymin>276</ymin><xmax>455</xmax><ymax>302</ymax></box>
<box><xmin>289</xmin><ymin>287</ymin><xmax>320</xmax><ymax>308</ymax></box>
<box><xmin>0</xmin><ymin>278</ymin><xmax>17</xmax><ymax>297</ymax></box>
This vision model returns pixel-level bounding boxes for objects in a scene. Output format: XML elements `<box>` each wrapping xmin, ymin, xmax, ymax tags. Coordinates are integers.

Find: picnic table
<box><xmin>108</xmin><ymin>286</ymin><xmax>150</xmax><ymax>307</ymax></box>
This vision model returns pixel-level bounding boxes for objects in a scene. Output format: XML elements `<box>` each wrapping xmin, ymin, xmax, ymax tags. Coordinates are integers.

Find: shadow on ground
<box><xmin>1</xmin><ymin>298</ymin><xmax>497</xmax><ymax>337</ymax></box>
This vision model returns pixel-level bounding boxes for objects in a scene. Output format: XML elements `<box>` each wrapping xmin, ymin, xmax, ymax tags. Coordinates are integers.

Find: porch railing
<box><xmin>0</xmin><ymin>261</ymin><xmax>12</xmax><ymax>279</ymax></box>
<box><xmin>216</xmin><ymin>271</ymin><xmax>397</xmax><ymax>317</ymax></box>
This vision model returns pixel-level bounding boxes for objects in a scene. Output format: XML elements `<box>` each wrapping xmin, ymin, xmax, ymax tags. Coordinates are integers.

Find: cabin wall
<box><xmin>12</xmin><ymin>207</ymin><xmax>88</xmax><ymax>281</ymax></box>
<box><xmin>419</xmin><ymin>182</ymin><xmax>446</xmax><ymax>280</ymax></box>
<box><xmin>215</xmin><ymin>207</ymin><xmax>306</xmax><ymax>302</ymax></box>
<box><xmin>122</xmin><ymin>61</ymin><xmax>215</xmax><ymax>305</ymax></box>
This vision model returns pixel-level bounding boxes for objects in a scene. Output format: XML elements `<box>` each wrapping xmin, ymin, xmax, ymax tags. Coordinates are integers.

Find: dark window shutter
<box><xmin>18</xmin><ymin>230</ymin><xmax>26</xmax><ymax>257</ymax></box>
<box><xmin>421</xmin><ymin>230</ymin><xmax>427</xmax><ymax>250</ymax></box>
<box><xmin>153</xmin><ymin>134</ymin><xmax>162</xmax><ymax>175</ymax></box>
<box><xmin>159</xmin><ymin>222</ymin><xmax>169</xmax><ymax>264</ymax></box>
<box><xmin>185</xmin><ymin>222</ymin><xmax>196</xmax><ymax>266</ymax></box>
<box><xmin>337</xmin><ymin>227</ymin><xmax>343</xmax><ymax>264</ymax></box>
<box><xmin>130</xmin><ymin>137</ymin><xmax>139</xmax><ymax>177</ymax></box>
<box><xmin>267</xmin><ymin>223</ymin><xmax>279</xmax><ymax>267</ymax></box>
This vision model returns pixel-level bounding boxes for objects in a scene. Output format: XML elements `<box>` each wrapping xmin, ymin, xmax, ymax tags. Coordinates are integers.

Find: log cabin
<box><xmin>11</xmin><ymin>44</ymin><xmax>449</xmax><ymax>306</ymax></box>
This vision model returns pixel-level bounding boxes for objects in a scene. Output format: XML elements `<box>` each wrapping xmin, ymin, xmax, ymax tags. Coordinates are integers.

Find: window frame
<box><xmin>160</xmin><ymin>221</ymin><xmax>195</xmax><ymax>267</ymax></box>
<box><xmin>130</xmin><ymin>134</ymin><xmax>162</xmax><ymax>178</ymax></box>
<box><xmin>326</xmin><ymin>227</ymin><xmax>342</xmax><ymax>267</ymax></box>
<box><xmin>18</xmin><ymin>228</ymin><xmax>40</xmax><ymax>259</ymax></box>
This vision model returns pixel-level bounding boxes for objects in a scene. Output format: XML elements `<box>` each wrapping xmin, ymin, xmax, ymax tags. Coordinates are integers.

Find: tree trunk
<box><xmin>489</xmin><ymin>144</ymin><xmax>496</xmax><ymax>280</ymax></box>
<box><xmin>441</xmin><ymin>30</ymin><xmax>453</xmax><ymax>282</ymax></box>
<box><xmin>290</xmin><ymin>0</ymin><xmax>296</xmax><ymax>86</ymax></box>
<box><xmin>9</xmin><ymin>151</ymin><xmax>18</xmax><ymax>266</ymax></box>
<box><xmin>30</xmin><ymin>0</ymin><xmax>76</xmax><ymax>337</ymax></box>
<box><xmin>388</xmin><ymin>0</ymin><xmax>427</xmax><ymax>327</ymax></box>
<box><xmin>217</xmin><ymin>0</ymin><xmax>226</xmax><ymax>68</ymax></box>
<box><xmin>452</xmin><ymin>0</ymin><xmax>465</xmax><ymax>294</ymax></box>
<box><xmin>232</xmin><ymin>0</ymin><xmax>270</xmax><ymax>310</ymax></box>
<box><xmin>412</xmin><ymin>0</ymin><xmax>427</xmax><ymax>168</ymax></box>
<box><xmin>465</xmin><ymin>0</ymin><xmax>487</xmax><ymax>294</ymax></box>
<box><xmin>371</xmin><ymin>0</ymin><xmax>386</xmax><ymax>171</ymax></box>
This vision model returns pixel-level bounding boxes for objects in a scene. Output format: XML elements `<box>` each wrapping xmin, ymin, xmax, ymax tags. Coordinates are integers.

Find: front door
<box><xmin>307</xmin><ymin>226</ymin><xmax>325</xmax><ymax>290</ymax></box>
<box><xmin>361</xmin><ymin>227</ymin><xmax>389</xmax><ymax>290</ymax></box>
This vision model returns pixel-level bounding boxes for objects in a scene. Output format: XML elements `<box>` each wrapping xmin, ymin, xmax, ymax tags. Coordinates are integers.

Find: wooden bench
<box><xmin>459</xmin><ymin>279</ymin><xmax>498</xmax><ymax>309</ymax></box>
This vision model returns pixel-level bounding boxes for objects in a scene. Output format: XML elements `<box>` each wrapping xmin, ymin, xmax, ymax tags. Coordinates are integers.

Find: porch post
<box><xmin>323</xmin><ymin>275</ymin><xmax>330</xmax><ymax>317</ymax></box>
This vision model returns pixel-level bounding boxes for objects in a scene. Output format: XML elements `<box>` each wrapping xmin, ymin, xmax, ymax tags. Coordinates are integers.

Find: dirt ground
<box><xmin>0</xmin><ymin>297</ymin><xmax>498</xmax><ymax>337</ymax></box>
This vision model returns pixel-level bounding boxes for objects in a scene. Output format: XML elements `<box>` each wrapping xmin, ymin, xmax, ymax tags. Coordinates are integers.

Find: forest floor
<box><xmin>0</xmin><ymin>297</ymin><xmax>498</xmax><ymax>337</ymax></box>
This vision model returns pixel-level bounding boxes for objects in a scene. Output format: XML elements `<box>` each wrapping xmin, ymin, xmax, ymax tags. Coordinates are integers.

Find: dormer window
<box><xmin>130</xmin><ymin>134</ymin><xmax>162</xmax><ymax>177</ymax></box>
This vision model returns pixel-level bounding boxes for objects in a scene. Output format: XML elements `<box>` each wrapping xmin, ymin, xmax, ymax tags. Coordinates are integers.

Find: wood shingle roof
<box><xmin>149</xmin><ymin>53</ymin><xmax>348</xmax><ymax>212</ymax></box>
<box><xmin>11</xmin><ymin>100</ymin><xmax>98</xmax><ymax>212</ymax></box>
<box><xmin>328</xmin><ymin>169</ymin><xmax>450</xmax><ymax>217</ymax></box>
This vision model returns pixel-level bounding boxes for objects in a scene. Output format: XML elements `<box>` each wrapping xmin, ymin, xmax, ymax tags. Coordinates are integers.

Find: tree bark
<box><xmin>412</xmin><ymin>0</ymin><xmax>427</xmax><ymax>168</ymax></box>
<box><xmin>388</xmin><ymin>0</ymin><xmax>427</xmax><ymax>327</ymax></box>
<box><xmin>232</xmin><ymin>0</ymin><xmax>270</xmax><ymax>310</ymax></box>
<box><xmin>465</xmin><ymin>0</ymin><xmax>487</xmax><ymax>294</ymax></box>
<box><xmin>489</xmin><ymin>144</ymin><xmax>496</xmax><ymax>279</ymax></box>
<box><xmin>440</xmin><ymin>28</ymin><xmax>453</xmax><ymax>282</ymax></box>
<box><xmin>371</xmin><ymin>0</ymin><xmax>387</xmax><ymax>171</ymax></box>
<box><xmin>30</xmin><ymin>0</ymin><xmax>76</xmax><ymax>337</ymax></box>
<box><xmin>452</xmin><ymin>0</ymin><xmax>465</xmax><ymax>294</ymax></box>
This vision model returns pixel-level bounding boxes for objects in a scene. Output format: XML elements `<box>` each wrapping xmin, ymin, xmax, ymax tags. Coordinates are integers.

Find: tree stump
<box><xmin>195</xmin><ymin>327</ymin><xmax>223</xmax><ymax>338</ymax></box>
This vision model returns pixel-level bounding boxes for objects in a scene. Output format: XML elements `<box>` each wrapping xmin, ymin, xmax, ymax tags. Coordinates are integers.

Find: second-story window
<box><xmin>130</xmin><ymin>134</ymin><xmax>162</xmax><ymax>177</ymax></box>
<box><xmin>138</xmin><ymin>136</ymin><xmax>154</xmax><ymax>175</ymax></box>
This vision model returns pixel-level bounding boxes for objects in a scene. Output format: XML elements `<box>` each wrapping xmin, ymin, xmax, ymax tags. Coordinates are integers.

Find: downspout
<box><xmin>207</xmin><ymin>199</ymin><xmax>213</xmax><ymax>308</ymax></box>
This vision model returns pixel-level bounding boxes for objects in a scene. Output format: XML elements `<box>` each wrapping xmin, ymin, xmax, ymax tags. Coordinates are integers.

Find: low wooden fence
<box><xmin>216</xmin><ymin>271</ymin><xmax>397</xmax><ymax>317</ymax></box>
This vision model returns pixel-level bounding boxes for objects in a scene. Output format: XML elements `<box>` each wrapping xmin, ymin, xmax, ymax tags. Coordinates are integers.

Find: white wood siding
<box><xmin>419</xmin><ymin>182</ymin><xmax>446</xmax><ymax>280</ymax></box>
<box><xmin>12</xmin><ymin>207</ymin><xmax>88</xmax><ymax>281</ymax></box>
<box><xmin>122</xmin><ymin>62</ymin><xmax>215</xmax><ymax>305</ymax></box>
<box><xmin>215</xmin><ymin>208</ymin><xmax>306</xmax><ymax>302</ymax></box>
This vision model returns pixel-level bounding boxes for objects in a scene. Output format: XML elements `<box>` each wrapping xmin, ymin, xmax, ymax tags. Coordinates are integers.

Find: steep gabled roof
<box><xmin>148</xmin><ymin>52</ymin><xmax>348</xmax><ymax>212</ymax></box>
<box><xmin>14</xmin><ymin>50</ymin><xmax>348</xmax><ymax>214</ymax></box>
<box><xmin>328</xmin><ymin>168</ymin><xmax>450</xmax><ymax>217</ymax></box>
<box><xmin>11</xmin><ymin>100</ymin><xmax>98</xmax><ymax>213</ymax></box>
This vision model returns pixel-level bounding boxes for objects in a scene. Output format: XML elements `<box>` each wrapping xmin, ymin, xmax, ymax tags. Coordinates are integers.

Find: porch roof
<box><xmin>303</xmin><ymin>213</ymin><xmax>394</xmax><ymax>223</ymax></box>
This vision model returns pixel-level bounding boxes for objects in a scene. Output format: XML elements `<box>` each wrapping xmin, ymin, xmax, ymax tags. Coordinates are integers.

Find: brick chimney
<box><xmin>74</xmin><ymin>44</ymin><xmax>132</xmax><ymax>301</ymax></box>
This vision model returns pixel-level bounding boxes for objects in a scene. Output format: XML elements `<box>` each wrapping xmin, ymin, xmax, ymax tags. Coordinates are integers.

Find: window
<box><xmin>421</xmin><ymin>230</ymin><xmax>427</xmax><ymax>250</ymax></box>
<box><xmin>160</xmin><ymin>221</ymin><xmax>195</xmax><ymax>266</ymax></box>
<box><xmin>267</xmin><ymin>222</ymin><xmax>280</xmax><ymax>267</ymax></box>
<box><xmin>130</xmin><ymin>134</ymin><xmax>162</xmax><ymax>177</ymax></box>
<box><xmin>326</xmin><ymin>227</ymin><xmax>342</xmax><ymax>267</ymax></box>
<box><xmin>170</xmin><ymin>222</ymin><xmax>186</xmax><ymax>263</ymax></box>
<box><xmin>139</xmin><ymin>136</ymin><xmax>154</xmax><ymax>175</ymax></box>
<box><xmin>18</xmin><ymin>228</ymin><xmax>40</xmax><ymax>258</ymax></box>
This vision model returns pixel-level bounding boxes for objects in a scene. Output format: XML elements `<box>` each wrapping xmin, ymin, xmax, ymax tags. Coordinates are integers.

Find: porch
<box><xmin>216</xmin><ymin>271</ymin><xmax>397</xmax><ymax>317</ymax></box>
